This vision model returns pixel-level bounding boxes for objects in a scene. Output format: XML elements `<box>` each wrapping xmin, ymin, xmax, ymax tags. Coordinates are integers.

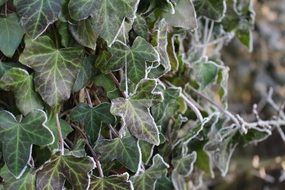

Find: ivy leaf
<box><xmin>172</xmin><ymin>152</ymin><xmax>197</xmax><ymax>176</ymax></box>
<box><xmin>152</xmin><ymin>87</ymin><xmax>186</xmax><ymax>130</ymax></box>
<box><xmin>46</xmin><ymin>114</ymin><xmax>73</xmax><ymax>151</ymax></box>
<box><xmin>15</xmin><ymin>0</ymin><xmax>61</xmax><ymax>39</ymax></box>
<box><xmin>155</xmin><ymin>176</ymin><xmax>174</xmax><ymax>190</ymax></box>
<box><xmin>0</xmin><ymin>110</ymin><xmax>54</xmax><ymax>178</ymax></box>
<box><xmin>111</xmin><ymin>98</ymin><xmax>160</xmax><ymax>145</ymax></box>
<box><xmin>204</xmin><ymin>125</ymin><xmax>239</xmax><ymax>177</ymax></box>
<box><xmin>98</xmin><ymin>36</ymin><xmax>159</xmax><ymax>85</ymax></box>
<box><xmin>133</xmin><ymin>15</ymin><xmax>148</xmax><ymax>39</ymax></box>
<box><xmin>0</xmin><ymin>61</ymin><xmax>25</xmax><ymax>78</ymax></box>
<box><xmin>163</xmin><ymin>0</ymin><xmax>197</xmax><ymax>30</ymax></box>
<box><xmin>36</xmin><ymin>153</ymin><xmax>95</xmax><ymax>190</ymax></box>
<box><xmin>0</xmin><ymin>165</ymin><xmax>36</xmax><ymax>190</ymax></box>
<box><xmin>192</xmin><ymin>60</ymin><xmax>218</xmax><ymax>89</ymax></box>
<box><xmin>72</xmin><ymin>56</ymin><xmax>95</xmax><ymax>92</ymax></box>
<box><xmin>193</xmin><ymin>0</ymin><xmax>226</xmax><ymax>21</ymax></box>
<box><xmin>132</xmin><ymin>154</ymin><xmax>169</xmax><ymax>190</ymax></box>
<box><xmin>69</xmin><ymin>18</ymin><xmax>99</xmax><ymax>50</ymax></box>
<box><xmin>139</xmin><ymin>141</ymin><xmax>154</xmax><ymax>164</ymax></box>
<box><xmin>0</xmin><ymin>68</ymin><xmax>43</xmax><ymax>115</ymax></box>
<box><xmin>89</xmin><ymin>0</ymin><xmax>138</xmax><ymax>46</ymax></box>
<box><xmin>171</xmin><ymin>152</ymin><xmax>197</xmax><ymax>190</ymax></box>
<box><xmin>67</xmin><ymin>139</ymin><xmax>87</xmax><ymax>157</ymax></box>
<box><xmin>90</xmin><ymin>173</ymin><xmax>133</xmax><ymax>190</ymax></box>
<box><xmin>150</xmin><ymin>19</ymin><xmax>171</xmax><ymax>77</ymax></box>
<box><xmin>111</xmin><ymin>80</ymin><xmax>162</xmax><ymax>145</ymax></box>
<box><xmin>68</xmin><ymin>0</ymin><xmax>96</xmax><ymax>21</ymax></box>
<box><xmin>71</xmin><ymin>103</ymin><xmax>116</xmax><ymax>143</ymax></box>
<box><xmin>131</xmin><ymin>79</ymin><xmax>163</xmax><ymax>104</ymax></box>
<box><xmin>95</xmin><ymin>135</ymin><xmax>141</xmax><ymax>172</ymax></box>
<box><xmin>94</xmin><ymin>74</ymin><xmax>121</xmax><ymax>99</ymax></box>
<box><xmin>0</xmin><ymin>13</ymin><xmax>24</xmax><ymax>57</ymax></box>
<box><xmin>222</xmin><ymin>0</ymin><xmax>254</xmax><ymax>51</ymax></box>
<box><xmin>19</xmin><ymin>36</ymin><xmax>83</xmax><ymax>106</ymax></box>
<box><xmin>57</xmin><ymin>21</ymin><xmax>75</xmax><ymax>48</ymax></box>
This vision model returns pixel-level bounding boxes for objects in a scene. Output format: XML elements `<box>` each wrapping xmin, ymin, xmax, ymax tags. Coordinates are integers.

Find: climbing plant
<box><xmin>0</xmin><ymin>0</ymin><xmax>283</xmax><ymax>189</ymax></box>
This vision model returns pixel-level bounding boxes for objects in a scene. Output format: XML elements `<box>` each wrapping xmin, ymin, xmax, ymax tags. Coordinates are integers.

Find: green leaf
<box><xmin>88</xmin><ymin>0</ymin><xmax>138</xmax><ymax>46</ymax></box>
<box><xmin>71</xmin><ymin>103</ymin><xmax>116</xmax><ymax>143</ymax></box>
<box><xmin>172</xmin><ymin>152</ymin><xmax>197</xmax><ymax>176</ymax></box>
<box><xmin>0</xmin><ymin>68</ymin><xmax>43</xmax><ymax>115</ymax></box>
<box><xmin>36</xmin><ymin>153</ymin><xmax>95</xmax><ymax>190</ymax></box>
<box><xmin>152</xmin><ymin>87</ymin><xmax>185</xmax><ymax>129</ymax></box>
<box><xmin>67</xmin><ymin>139</ymin><xmax>87</xmax><ymax>157</ymax></box>
<box><xmin>237</xmin><ymin>30</ymin><xmax>253</xmax><ymax>52</ymax></box>
<box><xmin>132</xmin><ymin>154</ymin><xmax>169</xmax><ymax>190</ymax></box>
<box><xmin>0</xmin><ymin>13</ymin><xmax>24</xmax><ymax>57</ymax></box>
<box><xmin>68</xmin><ymin>0</ymin><xmax>96</xmax><ymax>21</ymax></box>
<box><xmin>193</xmin><ymin>0</ymin><xmax>226</xmax><ymax>21</ymax></box>
<box><xmin>0</xmin><ymin>61</ymin><xmax>26</xmax><ymax>78</ymax></box>
<box><xmin>0</xmin><ymin>62</ymin><xmax>15</xmax><ymax>78</ymax></box>
<box><xmin>0</xmin><ymin>165</ymin><xmax>36</xmax><ymax>190</ymax></box>
<box><xmin>163</xmin><ymin>0</ymin><xmax>197</xmax><ymax>29</ymax></box>
<box><xmin>72</xmin><ymin>56</ymin><xmax>95</xmax><ymax>92</ymax></box>
<box><xmin>204</xmin><ymin>125</ymin><xmax>239</xmax><ymax>177</ymax></box>
<box><xmin>192</xmin><ymin>60</ymin><xmax>218</xmax><ymax>89</ymax></box>
<box><xmin>19</xmin><ymin>36</ymin><xmax>83</xmax><ymax>106</ymax></box>
<box><xmin>98</xmin><ymin>36</ymin><xmax>159</xmax><ymax>85</ymax></box>
<box><xmin>133</xmin><ymin>15</ymin><xmax>148</xmax><ymax>39</ymax></box>
<box><xmin>90</xmin><ymin>173</ymin><xmax>133</xmax><ymax>190</ymax></box>
<box><xmin>94</xmin><ymin>74</ymin><xmax>120</xmax><ymax>99</ymax></box>
<box><xmin>155</xmin><ymin>176</ymin><xmax>174</xmax><ymax>190</ymax></box>
<box><xmin>14</xmin><ymin>0</ymin><xmax>61</xmax><ymax>39</ymax></box>
<box><xmin>111</xmin><ymin>80</ymin><xmax>162</xmax><ymax>145</ymax></box>
<box><xmin>0</xmin><ymin>110</ymin><xmax>54</xmax><ymax>178</ymax></box>
<box><xmin>150</xmin><ymin>19</ymin><xmax>171</xmax><ymax>77</ymax></box>
<box><xmin>95</xmin><ymin>135</ymin><xmax>140</xmax><ymax>172</ymax></box>
<box><xmin>111</xmin><ymin>97</ymin><xmax>160</xmax><ymax>145</ymax></box>
<box><xmin>69</xmin><ymin>18</ymin><xmax>99</xmax><ymax>50</ymax></box>
<box><xmin>45</xmin><ymin>114</ymin><xmax>73</xmax><ymax>151</ymax></box>
<box><xmin>222</xmin><ymin>0</ymin><xmax>254</xmax><ymax>51</ymax></box>
<box><xmin>131</xmin><ymin>79</ymin><xmax>163</xmax><ymax>104</ymax></box>
<box><xmin>139</xmin><ymin>141</ymin><xmax>154</xmax><ymax>164</ymax></box>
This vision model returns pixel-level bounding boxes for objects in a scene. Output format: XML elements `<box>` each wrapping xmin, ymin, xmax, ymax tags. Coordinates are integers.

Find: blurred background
<box><xmin>211</xmin><ymin>0</ymin><xmax>285</xmax><ymax>189</ymax></box>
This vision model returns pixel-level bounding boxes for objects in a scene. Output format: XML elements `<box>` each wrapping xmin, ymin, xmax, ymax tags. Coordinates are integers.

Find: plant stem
<box><xmin>109</xmin><ymin>72</ymin><xmax>128</xmax><ymax>98</ymax></box>
<box><xmin>181</xmin><ymin>93</ymin><xmax>204</xmax><ymax>122</ymax></box>
<box><xmin>72</xmin><ymin>124</ymin><xmax>104</xmax><ymax>177</ymax></box>
<box><xmin>55</xmin><ymin>113</ymin><xmax>65</xmax><ymax>155</ymax></box>
<box><xmin>187</xmin><ymin>86</ymin><xmax>240</xmax><ymax>127</ymax></box>
<box><xmin>85</xmin><ymin>88</ymin><xmax>93</xmax><ymax>107</ymax></box>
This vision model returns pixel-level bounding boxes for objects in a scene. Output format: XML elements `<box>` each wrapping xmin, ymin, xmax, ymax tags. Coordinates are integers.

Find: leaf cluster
<box><xmin>0</xmin><ymin>0</ymin><xmax>266</xmax><ymax>189</ymax></box>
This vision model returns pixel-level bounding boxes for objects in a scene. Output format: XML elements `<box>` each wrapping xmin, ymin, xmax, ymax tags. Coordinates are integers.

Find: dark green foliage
<box><xmin>0</xmin><ymin>0</ymin><xmax>270</xmax><ymax>189</ymax></box>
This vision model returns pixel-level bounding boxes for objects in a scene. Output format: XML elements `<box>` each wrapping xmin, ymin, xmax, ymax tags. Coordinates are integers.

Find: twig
<box><xmin>55</xmin><ymin>113</ymin><xmax>65</xmax><ymax>155</ymax></box>
<box><xmin>72</xmin><ymin>124</ymin><xmax>104</xmax><ymax>177</ymax></box>
<box><xmin>109</xmin><ymin>72</ymin><xmax>128</xmax><ymax>98</ymax></box>
<box><xmin>181</xmin><ymin>93</ymin><xmax>203</xmax><ymax>122</ymax></box>
<box><xmin>85</xmin><ymin>88</ymin><xmax>93</xmax><ymax>107</ymax></box>
<box><xmin>186</xmin><ymin>85</ymin><xmax>241</xmax><ymax>128</ymax></box>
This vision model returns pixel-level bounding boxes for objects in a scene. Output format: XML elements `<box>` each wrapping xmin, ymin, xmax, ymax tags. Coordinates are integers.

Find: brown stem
<box><xmin>85</xmin><ymin>88</ymin><xmax>93</xmax><ymax>107</ymax></box>
<box><xmin>72</xmin><ymin>124</ymin><xmax>104</xmax><ymax>177</ymax></box>
<box><xmin>109</xmin><ymin>72</ymin><xmax>127</xmax><ymax>98</ymax></box>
